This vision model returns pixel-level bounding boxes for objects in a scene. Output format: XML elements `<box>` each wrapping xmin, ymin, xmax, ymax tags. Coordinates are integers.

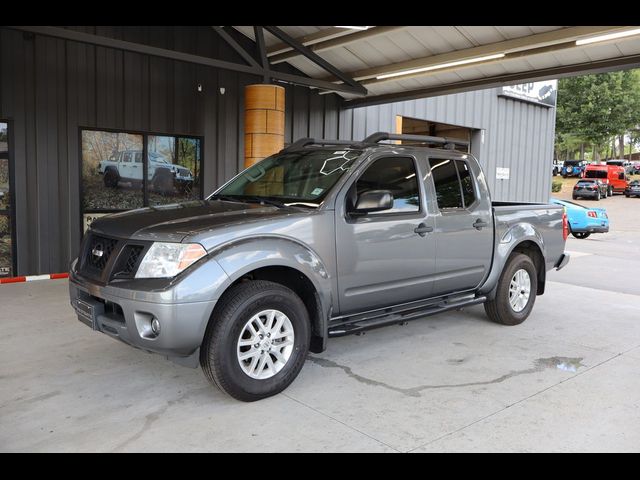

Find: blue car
<box><xmin>561</xmin><ymin>160</ymin><xmax>586</xmax><ymax>178</ymax></box>
<box><xmin>550</xmin><ymin>197</ymin><xmax>609</xmax><ymax>239</ymax></box>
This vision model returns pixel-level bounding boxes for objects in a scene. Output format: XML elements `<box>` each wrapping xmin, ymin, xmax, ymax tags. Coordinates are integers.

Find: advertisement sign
<box><xmin>500</xmin><ymin>80</ymin><xmax>557</xmax><ymax>107</ymax></box>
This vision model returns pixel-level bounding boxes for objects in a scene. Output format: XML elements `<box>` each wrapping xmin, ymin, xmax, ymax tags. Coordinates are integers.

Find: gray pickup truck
<box><xmin>69</xmin><ymin>132</ymin><xmax>570</xmax><ymax>401</ymax></box>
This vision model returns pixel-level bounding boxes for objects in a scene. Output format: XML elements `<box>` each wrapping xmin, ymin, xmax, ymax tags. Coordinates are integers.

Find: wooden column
<box><xmin>244</xmin><ymin>84</ymin><xmax>285</xmax><ymax>168</ymax></box>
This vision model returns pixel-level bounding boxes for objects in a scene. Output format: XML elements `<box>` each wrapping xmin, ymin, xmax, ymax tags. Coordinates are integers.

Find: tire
<box><xmin>103</xmin><ymin>168</ymin><xmax>119</xmax><ymax>188</ymax></box>
<box><xmin>572</xmin><ymin>195</ymin><xmax>578</xmax><ymax>200</ymax></box>
<box><xmin>562</xmin><ymin>175</ymin><xmax>567</xmax><ymax>178</ymax></box>
<box><xmin>152</xmin><ymin>170</ymin><xmax>174</xmax><ymax>195</ymax></box>
<box><xmin>595</xmin><ymin>191</ymin><xmax>600</xmax><ymax>201</ymax></box>
<box><xmin>572</xmin><ymin>232</ymin><xmax>591</xmax><ymax>239</ymax></box>
<box><xmin>626</xmin><ymin>194</ymin><xmax>630</xmax><ymax>198</ymax></box>
<box><xmin>484</xmin><ymin>253</ymin><xmax>537</xmax><ymax>326</ymax></box>
<box><xmin>603</xmin><ymin>189</ymin><xmax>607</xmax><ymax>198</ymax></box>
<box><xmin>609</xmin><ymin>187</ymin><xmax>613</xmax><ymax>196</ymax></box>
<box><xmin>200</xmin><ymin>280</ymin><xmax>310</xmax><ymax>402</ymax></box>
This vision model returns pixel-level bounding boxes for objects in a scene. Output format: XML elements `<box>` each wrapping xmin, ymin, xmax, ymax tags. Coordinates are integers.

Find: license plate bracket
<box><xmin>75</xmin><ymin>297</ymin><xmax>104</xmax><ymax>330</ymax></box>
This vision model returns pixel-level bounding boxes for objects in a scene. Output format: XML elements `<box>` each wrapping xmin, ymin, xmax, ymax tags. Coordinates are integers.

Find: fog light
<box><xmin>151</xmin><ymin>318</ymin><xmax>161</xmax><ymax>335</ymax></box>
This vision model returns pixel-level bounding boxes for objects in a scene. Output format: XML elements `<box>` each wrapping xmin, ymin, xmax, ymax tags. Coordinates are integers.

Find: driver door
<box><xmin>334</xmin><ymin>154</ymin><xmax>436</xmax><ymax>314</ymax></box>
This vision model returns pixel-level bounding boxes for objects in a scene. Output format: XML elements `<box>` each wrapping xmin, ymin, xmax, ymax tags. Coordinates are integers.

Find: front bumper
<box><xmin>68</xmin><ymin>263</ymin><xmax>226</xmax><ymax>364</ymax></box>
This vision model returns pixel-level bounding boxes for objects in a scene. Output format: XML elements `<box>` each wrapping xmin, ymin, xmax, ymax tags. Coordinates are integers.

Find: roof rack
<box><xmin>283</xmin><ymin>137</ymin><xmax>359</xmax><ymax>152</ymax></box>
<box><xmin>362</xmin><ymin>132</ymin><xmax>469</xmax><ymax>149</ymax></box>
<box><xmin>282</xmin><ymin>131</ymin><xmax>470</xmax><ymax>152</ymax></box>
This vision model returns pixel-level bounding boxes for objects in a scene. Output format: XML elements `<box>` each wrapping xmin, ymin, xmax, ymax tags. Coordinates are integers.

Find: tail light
<box><xmin>573</xmin><ymin>185</ymin><xmax>578</xmax><ymax>190</ymax></box>
<box><xmin>587</xmin><ymin>211</ymin><xmax>597</xmax><ymax>218</ymax></box>
<box><xmin>562</xmin><ymin>211</ymin><xmax>568</xmax><ymax>241</ymax></box>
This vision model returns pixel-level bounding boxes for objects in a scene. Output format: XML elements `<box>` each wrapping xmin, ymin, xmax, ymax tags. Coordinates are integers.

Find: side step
<box><xmin>328</xmin><ymin>294</ymin><xmax>487</xmax><ymax>337</ymax></box>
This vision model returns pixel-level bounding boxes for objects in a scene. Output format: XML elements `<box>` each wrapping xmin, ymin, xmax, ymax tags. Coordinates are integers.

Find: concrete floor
<box><xmin>1</xmin><ymin>193</ymin><xmax>639</xmax><ymax>452</ymax></box>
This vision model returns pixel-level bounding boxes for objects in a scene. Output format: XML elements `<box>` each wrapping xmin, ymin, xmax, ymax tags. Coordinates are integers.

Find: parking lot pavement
<box><xmin>1</xmin><ymin>192</ymin><xmax>639</xmax><ymax>452</ymax></box>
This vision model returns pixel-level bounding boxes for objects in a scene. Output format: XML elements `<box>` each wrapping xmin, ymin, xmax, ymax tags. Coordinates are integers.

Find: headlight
<box><xmin>135</xmin><ymin>242</ymin><xmax>207</xmax><ymax>278</ymax></box>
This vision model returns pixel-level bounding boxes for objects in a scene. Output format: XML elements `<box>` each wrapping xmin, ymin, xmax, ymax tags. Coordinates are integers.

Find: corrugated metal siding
<box><xmin>0</xmin><ymin>26</ymin><xmax>342</xmax><ymax>275</ymax></box>
<box><xmin>339</xmin><ymin>88</ymin><xmax>555</xmax><ymax>203</ymax></box>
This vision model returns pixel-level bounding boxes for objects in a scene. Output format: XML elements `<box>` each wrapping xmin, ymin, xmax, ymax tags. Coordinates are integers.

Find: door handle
<box><xmin>473</xmin><ymin>219</ymin><xmax>488</xmax><ymax>230</ymax></box>
<box><xmin>414</xmin><ymin>223</ymin><xmax>434</xmax><ymax>237</ymax></box>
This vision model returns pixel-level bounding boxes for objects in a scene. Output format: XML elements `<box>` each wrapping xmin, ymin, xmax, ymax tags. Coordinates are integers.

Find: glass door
<box><xmin>0</xmin><ymin>121</ymin><xmax>14</xmax><ymax>277</ymax></box>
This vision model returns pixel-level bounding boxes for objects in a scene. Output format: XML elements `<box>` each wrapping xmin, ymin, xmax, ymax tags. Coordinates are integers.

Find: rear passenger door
<box><xmin>426</xmin><ymin>156</ymin><xmax>493</xmax><ymax>296</ymax></box>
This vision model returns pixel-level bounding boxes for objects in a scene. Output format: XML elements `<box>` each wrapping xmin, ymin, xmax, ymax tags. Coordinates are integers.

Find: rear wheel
<box><xmin>572</xmin><ymin>232</ymin><xmax>591</xmax><ymax>239</ymax></box>
<box><xmin>484</xmin><ymin>253</ymin><xmax>537</xmax><ymax>326</ymax></box>
<box><xmin>200</xmin><ymin>280</ymin><xmax>310</xmax><ymax>402</ymax></box>
<box><xmin>595</xmin><ymin>191</ymin><xmax>601</xmax><ymax>201</ymax></box>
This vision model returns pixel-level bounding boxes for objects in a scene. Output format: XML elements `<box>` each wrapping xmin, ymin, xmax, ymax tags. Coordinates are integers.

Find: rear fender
<box><xmin>479</xmin><ymin>223</ymin><xmax>545</xmax><ymax>300</ymax></box>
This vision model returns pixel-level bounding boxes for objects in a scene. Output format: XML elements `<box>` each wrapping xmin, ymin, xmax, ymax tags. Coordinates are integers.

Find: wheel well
<box><xmin>512</xmin><ymin>241</ymin><xmax>545</xmax><ymax>295</ymax></box>
<box><xmin>229</xmin><ymin>266</ymin><xmax>325</xmax><ymax>353</ymax></box>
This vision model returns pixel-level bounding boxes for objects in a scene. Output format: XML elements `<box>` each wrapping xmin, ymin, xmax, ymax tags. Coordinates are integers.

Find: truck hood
<box><xmin>89</xmin><ymin>200</ymin><xmax>301</xmax><ymax>243</ymax></box>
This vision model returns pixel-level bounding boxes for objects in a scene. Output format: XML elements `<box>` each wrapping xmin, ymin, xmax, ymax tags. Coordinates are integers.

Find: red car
<box><xmin>582</xmin><ymin>164</ymin><xmax>628</xmax><ymax>195</ymax></box>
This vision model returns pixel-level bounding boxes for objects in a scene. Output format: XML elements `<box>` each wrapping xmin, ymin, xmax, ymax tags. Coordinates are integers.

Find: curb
<box><xmin>0</xmin><ymin>273</ymin><xmax>69</xmax><ymax>284</ymax></box>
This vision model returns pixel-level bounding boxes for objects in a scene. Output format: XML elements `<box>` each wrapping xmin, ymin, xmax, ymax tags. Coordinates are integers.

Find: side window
<box><xmin>122</xmin><ymin>152</ymin><xmax>132</xmax><ymax>163</ymax></box>
<box><xmin>455</xmin><ymin>160</ymin><xmax>476</xmax><ymax>207</ymax></box>
<box><xmin>429</xmin><ymin>158</ymin><xmax>463</xmax><ymax>209</ymax></box>
<box><xmin>134</xmin><ymin>152</ymin><xmax>143</xmax><ymax>163</ymax></box>
<box><xmin>355</xmin><ymin>156</ymin><xmax>420</xmax><ymax>214</ymax></box>
<box><xmin>429</xmin><ymin>158</ymin><xmax>476</xmax><ymax>209</ymax></box>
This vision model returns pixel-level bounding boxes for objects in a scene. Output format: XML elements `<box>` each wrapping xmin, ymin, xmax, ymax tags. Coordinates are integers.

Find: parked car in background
<box><xmin>553</xmin><ymin>159</ymin><xmax>564</xmax><ymax>176</ymax></box>
<box><xmin>550</xmin><ymin>197</ymin><xmax>609</xmax><ymax>239</ymax></box>
<box><xmin>606</xmin><ymin>159</ymin><xmax>632</xmax><ymax>173</ymax></box>
<box><xmin>631</xmin><ymin>162</ymin><xmax>640</xmax><ymax>175</ymax></box>
<box><xmin>624</xmin><ymin>180</ymin><xmax>640</xmax><ymax>198</ymax></box>
<box><xmin>572</xmin><ymin>179</ymin><xmax>608</xmax><ymax>200</ymax></box>
<box><xmin>561</xmin><ymin>159</ymin><xmax>586</xmax><ymax>178</ymax></box>
<box><xmin>583</xmin><ymin>163</ymin><xmax>628</xmax><ymax>195</ymax></box>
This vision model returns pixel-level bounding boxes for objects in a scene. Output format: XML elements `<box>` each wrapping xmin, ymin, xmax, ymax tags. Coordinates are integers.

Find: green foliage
<box><xmin>551</xmin><ymin>180</ymin><xmax>563</xmax><ymax>193</ymax></box>
<box><xmin>555</xmin><ymin>70</ymin><xmax>640</xmax><ymax>158</ymax></box>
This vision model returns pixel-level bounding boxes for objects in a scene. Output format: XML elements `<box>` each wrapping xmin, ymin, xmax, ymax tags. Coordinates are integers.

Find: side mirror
<box><xmin>352</xmin><ymin>190</ymin><xmax>394</xmax><ymax>214</ymax></box>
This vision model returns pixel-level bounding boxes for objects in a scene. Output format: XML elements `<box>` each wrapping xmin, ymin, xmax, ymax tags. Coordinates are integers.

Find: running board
<box><xmin>328</xmin><ymin>294</ymin><xmax>487</xmax><ymax>337</ymax></box>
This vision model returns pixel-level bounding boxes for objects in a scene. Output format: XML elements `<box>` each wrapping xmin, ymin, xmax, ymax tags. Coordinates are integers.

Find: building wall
<box><xmin>0</xmin><ymin>26</ymin><xmax>342</xmax><ymax>275</ymax></box>
<box><xmin>338</xmin><ymin>88</ymin><xmax>556</xmax><ymax>203</ymax></box>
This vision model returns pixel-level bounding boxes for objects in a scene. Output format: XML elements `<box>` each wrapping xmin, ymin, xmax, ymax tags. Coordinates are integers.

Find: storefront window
<box><xmin>0</xmin><ymin>121</ymin><xmax>14</xmax><ymax>277</ymax></box>
<box><xmin>81</xmin><ymin>128</ymin><xmax>203</xmax><ymax>231</ymax></box>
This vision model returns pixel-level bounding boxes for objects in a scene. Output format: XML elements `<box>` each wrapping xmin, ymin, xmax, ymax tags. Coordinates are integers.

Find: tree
<box><xmin>555</xmin><ymin>70</ymin><xmax>640</xmax><ymax>160</ymax></box>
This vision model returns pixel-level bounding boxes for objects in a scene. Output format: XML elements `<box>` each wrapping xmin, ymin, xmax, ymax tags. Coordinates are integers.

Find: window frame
<box><xmin>0</xmin><ymin>118</ymin><xmax>17</xmax><ymax>277</ymax></box>
<box><xmin>427</xmin><ymin>155</ymin><xmax>479</xmax><ymax>212</ymax></box>
<box><xmin>344</xmin><ymin>153</ymin><xmax>425</xmax><ymax>222</ymax></box>
<box><xmin>78</xmin><ymin>126</ymin><xmax>205</xmax><ymax>237</ymax></box>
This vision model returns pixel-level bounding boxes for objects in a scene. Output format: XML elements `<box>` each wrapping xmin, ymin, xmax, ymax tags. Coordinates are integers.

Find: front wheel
<box><xmin>572</xmin><ymin>232</ymin><xmax>591</xmax><ymax>239</ymax></box>
<box><xmin>484</xmin><ymin>253</ymin><xmax>537</xmax><ymax>326</ymax></box>
<box><xmin>200</xmin><ymin>280</ymin><xmax>310</xmax><ymax>402</ymax></box>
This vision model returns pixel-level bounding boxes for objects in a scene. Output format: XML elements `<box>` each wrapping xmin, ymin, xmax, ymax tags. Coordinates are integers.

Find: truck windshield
<box><xmin>212</xmin><ymin>149</ymin><xmax>362</xmax><ymax>206</ymax></box>
<box><xmin>585</xmin><ymin>170</ymin><xmax>607</xmax><ymax>179</ymax></box>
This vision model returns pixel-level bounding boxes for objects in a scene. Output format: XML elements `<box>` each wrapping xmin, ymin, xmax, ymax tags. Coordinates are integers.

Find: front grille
<box><xmin>86</xmin><ymin>235</ymin><xmax>118</xmax><ymax>272</ymax></box>
<box><xmin>111</xmin><ymin>245</ymin><xmax>145</xmax><ymax>278</ymax></box>
<box><xmin>78</xmin><ymin>232</ymin><xmax>150</xmax><ymax>282</ymax></box>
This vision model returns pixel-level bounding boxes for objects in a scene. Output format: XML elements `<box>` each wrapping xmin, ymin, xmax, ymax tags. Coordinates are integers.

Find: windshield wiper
<box><xmin>209</xmin><ymin>194</ymin><xmax>245</xmax><ymax>203</ymax></box>
<box><xmin>233</xmin><ymin>195</ymin><xmax>287</xmax><ymax>208</ymax></box>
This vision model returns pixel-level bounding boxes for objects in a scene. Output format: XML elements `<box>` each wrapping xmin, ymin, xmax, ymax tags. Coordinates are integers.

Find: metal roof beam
<box><xmin>266</xmin><ymin>27</ymin><xmax>360</xmax><ymax>56</ymax></box>
<box><xmin>322</xmin><ymin>26</ymin><xmax>635</xmax><ymax>85</ymax></box>
<box><xmin>344</xmin><ymin>53</ymin><xmax>640</xmax><ymax>108</ymax></box>
<box><xmin>269</xmin><ymin>26</ymin><xmax>405</xmax><ymax>64</ymax></box>
<box><xmin>262</xmin><ymin>26</ymin><xmax>367</xmax><ymax>95</ymax></box>
<box><xmin>8</xmin><ymin>26</ymin><xmax>366</xmax><ymax>96</ymax></box>
<box><xmin>212</xmin><ymin>26</ymin><xmax>260</xmax><ymax>68</ymax></box>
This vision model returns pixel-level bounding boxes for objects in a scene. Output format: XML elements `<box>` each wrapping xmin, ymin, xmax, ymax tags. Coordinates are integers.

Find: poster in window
<box><xmin>81</xmin><ymin>130</ymin><xmax>144</xmax><ymax>211</ymax></box>
<box><xmin>147</xmin><ymin>135</ymin><xmax>201</xmax><ymax>206</ymax></box>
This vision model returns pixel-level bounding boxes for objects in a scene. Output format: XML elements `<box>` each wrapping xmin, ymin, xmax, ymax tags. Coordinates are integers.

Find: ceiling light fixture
<box><xmin>376</xmin><ymin>53</ymin><xmax>506</xmax><ymax>80</ymax></box>
<box><xmin>334</xmin><ymin>26</ymin><xmax>371</xmax><ymax>31</ymax></box>
<box><xmin>575</xmin><ymin>28</ymin><xmax>640</xmax><ymax>46</ymax></box>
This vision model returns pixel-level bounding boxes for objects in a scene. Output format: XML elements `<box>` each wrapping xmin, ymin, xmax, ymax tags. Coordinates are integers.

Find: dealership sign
<box><xmin>499</xmin><ymin>80</ymin><xmax>557</xmax><ymax>107</ymax></box>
